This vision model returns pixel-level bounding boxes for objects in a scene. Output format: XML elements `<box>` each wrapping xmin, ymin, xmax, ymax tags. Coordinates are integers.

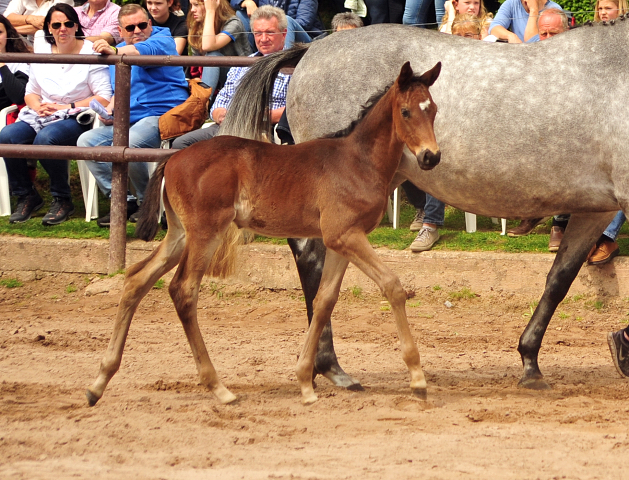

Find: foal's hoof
<box><xmin>85</xmin><ymin>389</ymin><xmax>100</xmax><ymax>407</ymax></box>
<box><xmin>215</xmin><ymin>386</ymin><xmax>238</xmax><ymax>405</ymax></box>
<box><xmin>411</xmin><ymin>387</ymin><xmax>428</xmax><ymax>400</ymax></box>
<box><xmin>302</xmin><ymin>393</ymin><xmax>318</xmax><ymax>405</ymax></box>
<box><xmin>518</xmin><ymin>377</ymin><xmax>551</xmax><ymax>391</ymax></box>
<box><xmin>346</xmin><ymin>383</ymin><xmax>365</xmax><ymax>392</ymax></box>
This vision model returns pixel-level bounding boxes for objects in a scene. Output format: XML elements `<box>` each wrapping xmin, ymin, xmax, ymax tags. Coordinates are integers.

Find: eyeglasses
<box><xmin>50</xmin><ymin>21</ymin><xmax>75</xmax><ymax>30</ymax></box>
<box><xmin>123</xmin><ymin>22</ymin><xmax>149</xmax><ymax>32</ymax></box>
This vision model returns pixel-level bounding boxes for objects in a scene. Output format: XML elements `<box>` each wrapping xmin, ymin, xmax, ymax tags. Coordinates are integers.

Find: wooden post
<box><xmin>108</xmin><ymin>61</ymin><xmax>131</xmax><ymax>274</ymax></box>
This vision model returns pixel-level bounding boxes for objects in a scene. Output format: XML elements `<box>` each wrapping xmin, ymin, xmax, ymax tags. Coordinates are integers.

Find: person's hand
<box><xmin>212</xmin><ymin>107</ymin><xmax>226</xmax><ymax>124</ymax></box>
<box><xmin>37</xmin><ymin>102</ymin><xmax>68</xmax><ymax>116</ymax></box>
<box><xmin>524</xmin><ymin>0</ymin><xmax>539</xmax><ymax>14</ymax></box>
<box><xmin>93</xmin><ymin>39</ymin><xmax>116</xmax><ymax>55</ymax></box>
<box><xmin>99</xmin><ymin>115</ymin><xmax>114</xmax><ymax>126</ymax></box>
<box><xmin>241</xmin><ymin>0</ymin><xmax>258</xmax><ymax>17</ymax></box>
<box><xmin>444</xmin><ymin>0</ymin><xmax>455</xmax><ymax>15</ymax></box>
<box><xmin>26</xmin><ymin>15</ymin><xmax>44</xmax><ymax>30</ymax></box>
<box><xmin>205</xmin><ymin>0</ymin><xmax>220</xmax><ymax>12</ymax></box>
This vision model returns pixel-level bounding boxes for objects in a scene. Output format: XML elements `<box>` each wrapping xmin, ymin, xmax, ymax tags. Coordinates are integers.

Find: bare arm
<box><xmin>489</xmin><ymin>25</ymin><xmax>522</xmax><ymax>43</ymax></box>
<box><xmin>174</xmin><ymin>37</ymin><xmax>187</xmax><ymax>55</ymax></box>
<box><xmin>85</xmin><ymin>32</ymin><xmax>116</xmax><ymax>46</ymax></box>
<box><xmin>201</xmin><ymin>0</ymin><xmax>234</xmax><ymax>52</ymax></box>
<box><xmin>269</xmin><ymin>107</ymin><xmax>284</xmax><ymax>125</ymax></box>
<box><xmin>93</xmin><ymin>39</ymin><xmax>140</xmax><ymax>55</ymax></box>
<box><xmin>523</xmin><ymin>0</ymin><xmax>539</xmax><ymax>42</ymax></box>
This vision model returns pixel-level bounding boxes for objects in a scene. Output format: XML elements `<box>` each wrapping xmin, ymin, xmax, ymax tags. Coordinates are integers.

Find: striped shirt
<box><xmin>210</xmin><ymin>52</ymin><xmax>290</xmax><ymax>120</ymax></box>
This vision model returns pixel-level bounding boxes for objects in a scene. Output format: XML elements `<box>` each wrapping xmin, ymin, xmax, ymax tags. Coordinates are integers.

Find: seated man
<box><xmin>79</xmin><ymin>3</ymin><xmax>189</xmax><ymax>227</ymax></box>
<box><xmin>5</xmin><ymin>0</ymin><xmax>72</xmax><ymax>38</ymax></box>
<box><xmin>172</xmin><ymin>5</ymin><xmax>289</xmax><ymax>149</ymax></box>
<box><xmin>75</xmin><ymin>0</ymin><xmax>121</xmax><ymax>46</ymax></box>
<box><xmin>489</xmin><ymin>0</ymin><xmax>562</xmax><ymax>43</ymax></box>
<box><xmin>146</xmin><ymin>0</ymin><xmax>187</xmax><ymax>55</ymax></box>
<box><xmin>527</xmin><ymin>7</ymin><xmax>567</xmax><ymax>42</ymax></box>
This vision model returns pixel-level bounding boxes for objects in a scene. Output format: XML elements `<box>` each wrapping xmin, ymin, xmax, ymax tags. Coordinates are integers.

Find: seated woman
<box><xmin>188</xmin><ymin>0</ymin><xmax>251</xmax><ymax>93</ymax></box>
<box><xmin>0</xmin><ymin>3</ymin><xmax>112</xmax><ymax>225</ymax></box>
<box><xmin>440</xmin><ymin>0</ymin><xmax>492</xmax><ymax>39</ymax></box>
<box><xmin>595</xmin><ymin>0</ymin><xmax>628</xmax><ymax>21</ymax></box>
<box><xmin>0</xmin><ymin>15</ymin><xmax>30</xmax><ymax>111</ymax></box>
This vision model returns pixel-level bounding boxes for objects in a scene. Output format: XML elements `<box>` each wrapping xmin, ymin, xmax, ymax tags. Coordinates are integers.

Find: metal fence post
<box><xmin>109</xmin><ymin>61</ymin><xmax>131</xmax><ymax>274</ymax></box>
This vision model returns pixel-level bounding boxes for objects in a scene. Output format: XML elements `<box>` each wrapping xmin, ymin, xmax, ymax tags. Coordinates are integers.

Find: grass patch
<box><xmin>448</xmin><ymin>287</ymin><xmax>477</xmax><ymax>300</ymax></box>
<box><xmin>153</xmin><ymin>279</ymin><xmax>165</xmax><ymax>289</ymax></box>
<box><xmin>65</xmin><ymin>284</ymin><xmax>77</xmax><ymax>293</ymax></box>
<box><xmin>0</xmin><ymin>278</ymin><xmax>23</xmax><ymax>288</ymax></box>
<box><xmin>4</xmin><ymin>165</ymin><xmax>629</xmax><ymax>257</ymax></box>
<box><xmin>350</xmin><ymin>285</ymin><xmax>363</xmax><ymax>299</ymax></box>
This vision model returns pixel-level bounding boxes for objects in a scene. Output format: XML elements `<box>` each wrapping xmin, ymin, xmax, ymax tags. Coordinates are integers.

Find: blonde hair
<box><xmin>452</xmin><ymin>13</ymin><xmax>482</xmax><ymax>37</ymax></box>
<box><xmin>440</xmin><ymin>0</ymin><xmax>492</xmax><ymax>30</ymax></box>
<box><xmin>594</xmin><ymin>0</ymin><xmax>628</xmax><ymax>21</ymax></box>
<box><xmin>187</xmin><ymin>0</ymin><xmax>235</xmax><ymax>52</ymax></box>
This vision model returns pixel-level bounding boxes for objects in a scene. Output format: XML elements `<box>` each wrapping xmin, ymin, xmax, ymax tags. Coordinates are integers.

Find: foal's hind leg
<box><xmin>287</xmin><ymin>238</ymin><xmax>363</xmax><ymax>390</ymax></box>
<box><xmin>295</xmin><ymin>248</ymin><xmax>350</xmax><ymax>404</ymax></box>
<box><xmin>518</xmin><ymin>212</ymin><xmax>616</xmax><ymax>390</ymax></box>
<box><xmin>326</xmin><ymin>230</ymin><xmax>427</xmax><ymax>398</ymax></box>
<box><xmin>168</xmin><ymin>228</ymin><xmax>237</xmax><ymax>404</ymax></box>
<box><xmin>86</xmin><ymin>218</ymin><xmax>186</xmax><ymax>406</ymax></box>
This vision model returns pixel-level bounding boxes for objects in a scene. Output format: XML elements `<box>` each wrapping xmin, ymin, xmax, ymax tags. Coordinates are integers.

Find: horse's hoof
<box><xmin>346</xmin><ymin>383</ymin><xmax>365</xmax><ymax>392</ymax></box>
<box><xmin>215</xmin><ymin>386</ymin><xmax>238</xmax><ymax>405</ymax></box>
<box><xmin>302</xmin><ymin>393</ymin><xmax>318</xmax><ymax>405</ymax></box>
<box><xmin>518</xmin><ymin>377</ymin><xmax>551</xmax><ymax>390</ymax></box>
<box><xmin>85</xmin><ymin>389</ymin><xmax>100</xmax><ymax>407</ymax></box>
<box><xmin>411</xmin><ymin>387</ymin><xmax>428</xmax><ymax>400</ymax></box>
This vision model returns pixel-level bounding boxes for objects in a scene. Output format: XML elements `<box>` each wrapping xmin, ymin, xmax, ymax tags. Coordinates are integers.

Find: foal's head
<box><xmin>392</xmin><ymin>61</ymin><xmax>442</xmax><ymax>170</ymax></box>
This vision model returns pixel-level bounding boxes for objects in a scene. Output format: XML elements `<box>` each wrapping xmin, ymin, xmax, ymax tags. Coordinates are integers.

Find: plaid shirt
<box><xmin>210</xmin><ymin>52</ymin><xmax>291</xmax><ymax>121</ymax></box>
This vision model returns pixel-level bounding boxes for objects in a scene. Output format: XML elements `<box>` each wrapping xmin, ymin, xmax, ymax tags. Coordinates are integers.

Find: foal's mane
<box><xmin>325</xmin><ymin>85</ymin><xmax>390</xmax><ymax>139</ymax></box>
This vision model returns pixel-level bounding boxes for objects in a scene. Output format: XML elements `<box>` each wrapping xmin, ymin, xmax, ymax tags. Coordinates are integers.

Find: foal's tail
<box><xmin>135</xmin><ymin>158</ymin><xmax>167</xmax><ymax>242</ymax></box>
<box><xmin>219</xmin><ymin>43</ymin><xmax>310</xmax><ymax>141</ymax></box>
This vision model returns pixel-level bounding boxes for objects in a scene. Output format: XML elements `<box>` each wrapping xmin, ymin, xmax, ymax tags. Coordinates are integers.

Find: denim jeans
<box><xmin>401</xmin><ymin>180</ymin><xmax>445</xmax><ymax>226</ymax></box>
<box><xmin>171</xmin><ymin>123</ymin><xmax>219</xmax><ymax>150</ymax></box>
<box><xmin>77</xmin><ymin>116</ymin><xmax>161</xmax><ymax>203</ymax></box>
<box><xmin>365</xmin><ymin>0</ymin><xmax>405</xmax><ymax>24</ymax></box>
<box><xmin>236</xmin><ymin>10</ymin><xmax>312</xmax><ymax>50</ymax></box>
<box><xmin>604</xmin><ymin>211</ymin><xmax>626</xmax><ymax>240</ymax></box>
<box><xmin>0</xmin><ymin>118</ymin><xmax>91</xmax><ymax>199</ymax></box>
<box><xmin>403</xmin><ymin>0</ymin><xmax>445</xmax><ymax>26</ymax></box>
<box><xmin>201</xmin><ymin>50</ymin><xmax>224</xmax><ymax>94</ymax></box>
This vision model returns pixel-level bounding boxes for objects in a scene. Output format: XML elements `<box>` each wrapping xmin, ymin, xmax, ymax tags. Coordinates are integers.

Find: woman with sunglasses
<box><xmin>0</xmin><ymin>3</ymin><xmax>112</xmax><ymax>225</ymax></box>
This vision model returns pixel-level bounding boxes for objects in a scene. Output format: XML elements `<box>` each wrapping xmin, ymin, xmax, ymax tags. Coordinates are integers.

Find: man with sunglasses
<box><xmin>78</xmin><ymin>3</ymin><xmax>189</xmax><ymax>227</ymax></box>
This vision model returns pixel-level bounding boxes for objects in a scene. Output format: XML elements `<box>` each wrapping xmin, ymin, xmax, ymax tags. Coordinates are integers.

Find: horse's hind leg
<box><xmin>295</xmin><ymin>248</ymin><xmax>350</xmax><ymax>404</ymax></box>
<box><xmin>288</xmin><ymin>238</ymin><xmax>363</xmax><ymax>390</ymax></box>
<box><xmin>86</xmin><ymin>217</ymin><xmax>186</xmax><ymax>406</ymax></box>
<box><xmin>169</xmin><ymin>228</ymin><xmax>237</xmax><ymax>404</ymax></box>
<box><xmin>326</xmin><ymin>231</ymin><xmax>427</xmax><ymax>398</ymax></box>
<box><xmin>518</xmin><ymin>212</ymin><xmax>616</xmax><ymax>390</ymax></box>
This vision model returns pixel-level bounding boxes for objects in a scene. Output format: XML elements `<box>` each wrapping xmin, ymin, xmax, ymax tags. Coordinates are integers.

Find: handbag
<box><xmin>159</xmin><ymin>79</ymin><xmax>212</xmax><ymax>141</ymax></box>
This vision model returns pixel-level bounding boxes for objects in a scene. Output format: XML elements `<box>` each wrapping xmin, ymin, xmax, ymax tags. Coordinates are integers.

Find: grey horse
<box><xmin>220</xmin><ymin>21</ymin><xmax>626</xmax><ymax>392</ymax></box>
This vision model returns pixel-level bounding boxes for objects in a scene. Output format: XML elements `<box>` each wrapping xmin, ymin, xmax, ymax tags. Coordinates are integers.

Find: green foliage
<box><xmin>350</xmin><ymin>285</ymin><xmax>363</xmax><ymax>298</ymax></box>
<box><xmin>558</xmin><ymin>0</ymin><xmax>596</xmax><ymax>23</ymax></box>
<box><xmin>153</xmin><ymin>279</ymin><xmax>165</xmax><ymax>289</ymax></box>
<box><xmin>0</xmin><ymin>278</ymin><xmax>23</xmax><ymax>288</ymax></box>
<box><xmin>66</xmin><ymin>284</ymin><xmax>77</xmax><ymax>293</ymax></box>
<box><xmin>448</xmin><ymin>287</ymin><xmax>478</xmax><ymax>300</ymax></box>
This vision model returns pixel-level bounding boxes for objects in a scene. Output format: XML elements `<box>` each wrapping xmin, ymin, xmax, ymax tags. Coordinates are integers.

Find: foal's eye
<box><xmin>401</xmin><ymin>108</ymin><xmax>410</xmax><ymax>118</ymax></box>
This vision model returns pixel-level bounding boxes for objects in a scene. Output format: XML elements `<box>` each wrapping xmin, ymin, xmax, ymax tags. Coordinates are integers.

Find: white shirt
<box><xmin>4</xmin><ymin>0</ymin><xmax>72</xmax><ymax>17</ymax></box>
<box><xmin>25</xmin><ymin>40</ymin><xmax>112</xmax><ymax>104</ymax></box>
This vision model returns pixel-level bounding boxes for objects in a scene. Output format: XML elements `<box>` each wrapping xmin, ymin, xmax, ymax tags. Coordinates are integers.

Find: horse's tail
<box><xmin>206</xmin><ymin>223</ymin><xmax>248</xmax><ymax>279</ymax></box>
<box><xmin>220</xmin><ymin>43</ymin><xmax>310</xmax><ymax>141</ymax></box>
<box><xmin>135</xmin><ymin>158</ymin><xmax>167</xmax><ymax>242</ymax></box>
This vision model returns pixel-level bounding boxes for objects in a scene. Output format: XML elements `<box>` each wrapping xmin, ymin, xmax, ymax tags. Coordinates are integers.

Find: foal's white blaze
<box><xmin>419</xmin><ymin>99</ymin><xmax>431</xmax><ymax>111</ymax></box>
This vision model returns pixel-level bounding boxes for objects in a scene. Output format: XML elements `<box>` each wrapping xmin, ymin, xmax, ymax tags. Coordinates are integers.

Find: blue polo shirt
<box><xmin>110</xmin><ymin>26</ymin><xmax>189</xmax><ymax>124</ymax></box>
<box><xmin>489</xmin><ymin>0</ymin><xmax>563</xmax><ymax>42</ymax></box>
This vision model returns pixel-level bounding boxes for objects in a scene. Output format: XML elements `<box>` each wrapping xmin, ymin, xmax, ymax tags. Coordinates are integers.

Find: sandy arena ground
<box><xmin>1</xmin><ymin>272</ymin><xmax>629</xmax><ymax>479</ymax></box>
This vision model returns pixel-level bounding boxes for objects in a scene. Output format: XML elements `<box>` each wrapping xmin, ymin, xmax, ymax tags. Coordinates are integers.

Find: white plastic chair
<box><xmin>0</xmin><ymin>105</ymin><xmax>19</xmax><ymax>216</ymax></box>
<box><xmin>465</xmin><ymin>213</ymin><xmax>507</xmax><ymax>236</ymax></box>
<box><xmin>386</xmin><ymin>187</ymin><xmax>401</xmax><ymax>229</ymax></box>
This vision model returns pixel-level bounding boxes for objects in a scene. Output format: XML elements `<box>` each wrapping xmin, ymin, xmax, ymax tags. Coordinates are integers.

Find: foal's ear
<box><xmin>397</xmin><ymin>61</ymin><xmax>415</xmax><ymax>90</ymax></box>
<box><xmin>417</xmin><ymin>62</ymin><xmax>442</xmax><ymax>87</ymax></box>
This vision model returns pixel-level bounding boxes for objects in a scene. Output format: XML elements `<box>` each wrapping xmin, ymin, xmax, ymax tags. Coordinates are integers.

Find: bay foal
<box><xmin>86</xmin><ymin>62</ymin><xmax>441</xmax><ymax>406</ymax></box>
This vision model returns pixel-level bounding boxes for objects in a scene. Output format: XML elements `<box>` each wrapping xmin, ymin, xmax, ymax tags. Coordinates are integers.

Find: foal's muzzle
<box><xmin>417</xmin><ymin>148</ymin><xmax>441</xmax><ymax>170</ymax></box>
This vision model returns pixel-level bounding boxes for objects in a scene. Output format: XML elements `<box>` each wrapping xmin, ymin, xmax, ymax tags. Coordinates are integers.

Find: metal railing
<box><xmin>0</xmin><ymin>52</ymin><xmax>257</xmax><ymax>273</ymax></box>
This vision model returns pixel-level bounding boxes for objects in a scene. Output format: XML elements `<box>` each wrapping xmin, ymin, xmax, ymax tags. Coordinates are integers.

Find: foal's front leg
<box><xmin>327</xmin><ymin>230</ymin><xmax>426</xmax><ymax>398</ymax></box>
<box><xmin>295</xmin><ymin>248</ymin><xmax>349</xmax><ymax>404</ymax></box>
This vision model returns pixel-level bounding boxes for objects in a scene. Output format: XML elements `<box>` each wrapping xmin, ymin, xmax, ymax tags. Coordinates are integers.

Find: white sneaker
<box><xmin>410</xmin><ymin>226</ymin><xmax>440</xmax><ymax>252</ymax></box>
<box><xmin>409</xmin><ymin>208</ymin><xmax>425</xmax><ymax>231</ymax></box>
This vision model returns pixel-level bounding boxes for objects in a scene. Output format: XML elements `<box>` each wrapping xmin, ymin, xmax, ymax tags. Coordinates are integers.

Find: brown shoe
<box><xmin>587</xmin><ymin>240</ymin><xmax>620</xmax><ymax>265</ymax></box>
<box><xmin>548</xmin><ymin>226</ymin><xmax>564</xmax><ymax>252</ymax></box>
<box><xmin>507</xmin><ymin>217</ymin><xmax>546</xmax><ymax>237</ymax></box>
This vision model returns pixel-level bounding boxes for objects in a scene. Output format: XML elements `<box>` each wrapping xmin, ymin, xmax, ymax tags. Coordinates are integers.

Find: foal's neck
<box><xmin>349</xmin><ymin>87</ymin><xmax>404</xmax><ymax>178</ymax></box>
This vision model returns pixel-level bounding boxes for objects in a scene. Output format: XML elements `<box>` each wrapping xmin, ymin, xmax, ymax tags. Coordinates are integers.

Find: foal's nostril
<box><xmin>428</xmin><ymin>150</ymin><xmax>441</xmax><ymax>166</ymax></box>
